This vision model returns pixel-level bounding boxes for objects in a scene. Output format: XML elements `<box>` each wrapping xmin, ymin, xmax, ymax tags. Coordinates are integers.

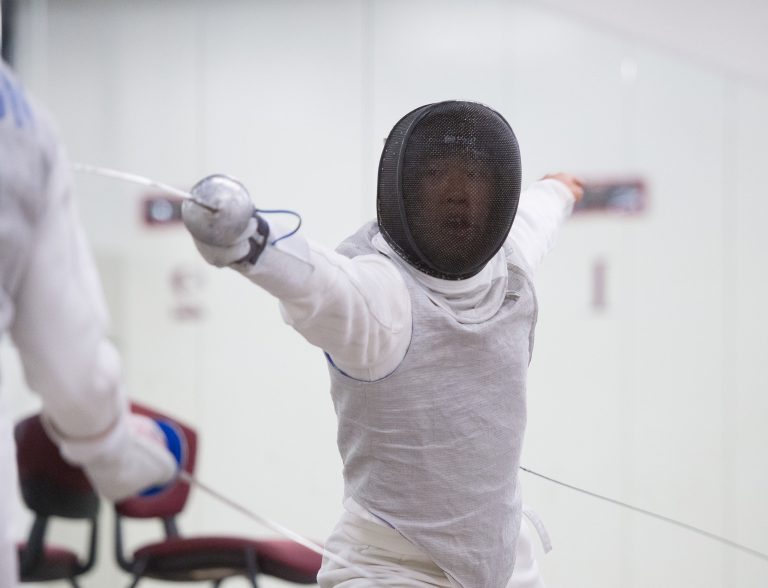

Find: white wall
<box><xmin>6</xmin><ymin>1</ymin><xmax>768</xmax><ymax>587</ymax></box>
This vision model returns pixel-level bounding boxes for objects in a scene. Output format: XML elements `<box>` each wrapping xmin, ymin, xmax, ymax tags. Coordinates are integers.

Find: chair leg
<box><xmin>68</xmin><ymin>577</ymin><xmax>82</xmax><ymax>588</ymax></box>
<box><xmin>245</xmin><ymin>548</ymin><xmax>260</xmax><ymax>588</ymax></box>
<box><xmin>126</xmin><ymin>558</ymin><xmax>148</xmax><ymax>588</ymax></box>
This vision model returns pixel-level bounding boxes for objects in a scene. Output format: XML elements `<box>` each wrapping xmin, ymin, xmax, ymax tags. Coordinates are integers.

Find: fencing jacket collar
<box><xmin>371</xmin><ymin>231</ymin><xmax>508</xmax><ymax>324</ymax></box>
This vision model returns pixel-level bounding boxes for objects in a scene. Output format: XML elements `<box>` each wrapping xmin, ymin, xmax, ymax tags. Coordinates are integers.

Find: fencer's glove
<box><xmin>43</xmin><ymin>413</ymin><xmax>181</xmax><ymax>502</ymax></box>
<box><xmin>182</xmin><ymin>174</ymin><xmax>269</xmax><ymax>267</ymax></box>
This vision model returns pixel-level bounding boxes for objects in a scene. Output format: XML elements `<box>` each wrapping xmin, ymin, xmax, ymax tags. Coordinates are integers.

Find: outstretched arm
<box><xmin>182</xmin><ymin>176</ymin><xmax>411</xmax><ymax>382</ymax></box>
<box><xmin>506</xmin><ymin>173</ymin><xmax>583</xmax><ymax>274</ymax></box>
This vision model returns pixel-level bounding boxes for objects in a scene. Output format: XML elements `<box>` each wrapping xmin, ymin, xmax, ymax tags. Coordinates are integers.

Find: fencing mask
<box><xmin>377</xmin><ymin>101</ymin><xmax>521</xmax><ymax>280</ymax></box>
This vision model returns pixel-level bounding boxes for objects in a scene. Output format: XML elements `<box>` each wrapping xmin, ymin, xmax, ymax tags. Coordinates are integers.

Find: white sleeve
<box><xmin>235</xmin><ymin>223</ymin><xmax>412</xmax><ymax>382</ymax></box>
<box><xmin>506</xmin><ymin>178</ymin><xmax>575</xmax><ymax>275</ymax></box>
<box><xmin>9</xmin><ymin>142</ymin><xmax>127</xmax><ymax>439</ymax></box>
<box><xmin>4</xmin><ymin>71</ymin><xmax>177</xmax><ymax>502</ymax></box>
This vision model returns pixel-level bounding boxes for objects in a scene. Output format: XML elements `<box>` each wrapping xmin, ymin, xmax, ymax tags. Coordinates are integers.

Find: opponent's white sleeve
<box><xmin>8</xmin><ymin>133</ymin><xmax>177</xmax><ymax>501</ymax></box>
<box><xmin>506</xmin><ymin>178</ymin><xmax>575</xmax><ymax>274</ymax></box>
<box><xmin>9</xmin><ymin>138</ymin><xmax>126</xmax><ymax>439</ymax></box>
<box><xmin>235</xmin><ymin>225</ymin><xmax>412</xmax><ymax>382</ymax></box>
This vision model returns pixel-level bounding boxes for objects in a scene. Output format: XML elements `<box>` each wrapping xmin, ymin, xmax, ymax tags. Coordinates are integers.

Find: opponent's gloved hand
<box><xmin>182</xmin><ymin>175</ymin><xmax>269</xmax><ymax>267</ymax></box>
<box><xmin>44</xmin><ymin>413</ymin><xmax>182</xmax><ymax>502</ymax></box>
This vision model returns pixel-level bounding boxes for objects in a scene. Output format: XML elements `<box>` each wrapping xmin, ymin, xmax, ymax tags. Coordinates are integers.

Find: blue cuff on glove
<box><xmin>140</xmin><ymin>419</ymin><xmax>185</xmax><ymax>497</ymax></box>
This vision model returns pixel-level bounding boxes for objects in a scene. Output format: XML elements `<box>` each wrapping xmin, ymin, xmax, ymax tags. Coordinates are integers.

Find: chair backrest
<box><xmin>115</xmin><ymin>402</ymin><xmax>198</xmax><ymax>520</ymax></box>
<box><xmin>15</xmin><ymin>414</ymin><xmax>99</xmax><ymax>520</ymax></box>
<box><xmin>15</xmin><ymin>413</ymin><xmax>100</xmax><ymax>579</ymax></box>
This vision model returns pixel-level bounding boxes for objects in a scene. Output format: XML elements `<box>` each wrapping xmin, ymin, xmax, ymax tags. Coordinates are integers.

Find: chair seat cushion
<box><xmin>17</xmin><ymin>543</ymin><xmax>81</xmax><ymax>581</ymax></box>
<box><xmin>133</xmin><ymin>536</ymin><xmax>321</xmax><ymax>583</ymax></box>
<box><xmin>253</xmin><ymin>539</ymin><xmax>324</xmax><ymax>583</ymax></box>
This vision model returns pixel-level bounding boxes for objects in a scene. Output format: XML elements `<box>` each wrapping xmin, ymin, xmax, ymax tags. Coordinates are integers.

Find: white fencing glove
<box><xmin>182</xmin><ymin>174</ymin><xmax>270</xmax><ymax>267</ymax></box>
<box><xmin>44</xmin><ymin>412</ymin><xmax>181</xmax><ymax>502</ymax></box>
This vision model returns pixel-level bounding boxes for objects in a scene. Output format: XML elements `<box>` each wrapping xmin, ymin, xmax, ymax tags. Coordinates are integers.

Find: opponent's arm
<box><xmin>9</xmin><ymin>127</ymin><xmax>177</xmax><ymax>501</ymax></box>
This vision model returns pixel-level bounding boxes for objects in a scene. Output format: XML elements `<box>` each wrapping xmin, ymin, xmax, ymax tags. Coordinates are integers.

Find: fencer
<box><xmin>0</xmin><ymin>59</ymin><xmax>179</xmax><ymax>587</ymax></box>
<box><xmin>183</xmin><ymin>101</ymin><xmax>583</xmax><ymax>588</ymax></box>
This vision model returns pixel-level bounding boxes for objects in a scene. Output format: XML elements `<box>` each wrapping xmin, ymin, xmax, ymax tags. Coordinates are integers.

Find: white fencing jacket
<box><xmin>232</xmin><ymin>178</ymin><xmax>573</xmax><ymax>576</ymax></box>
<box><xmin>237</xmin><ymin>178</ymin><xmax>574</xmax><ymax>382</ymax></box>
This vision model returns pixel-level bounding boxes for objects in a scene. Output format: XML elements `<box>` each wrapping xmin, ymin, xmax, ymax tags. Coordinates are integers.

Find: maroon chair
<box><xmin>15</xmin><ymin>414</ymin><xmax>100</xmax><ymax>588</ymax></box>
<box><xmin>116</xmin><ymin>403</ymin><xmax>322</xmax><ymax>588</ymax></box>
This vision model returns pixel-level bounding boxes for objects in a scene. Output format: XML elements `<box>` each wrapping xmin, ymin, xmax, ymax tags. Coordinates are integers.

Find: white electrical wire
<box><xmin>520</xmin><ymin>466</ymin><xmax>768</xmax><ymax>562</ymax></box>
<box><xmin>176</xmin><ymin>471</ymin><xmax>387</xmax><ymax>583</ymax></box>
